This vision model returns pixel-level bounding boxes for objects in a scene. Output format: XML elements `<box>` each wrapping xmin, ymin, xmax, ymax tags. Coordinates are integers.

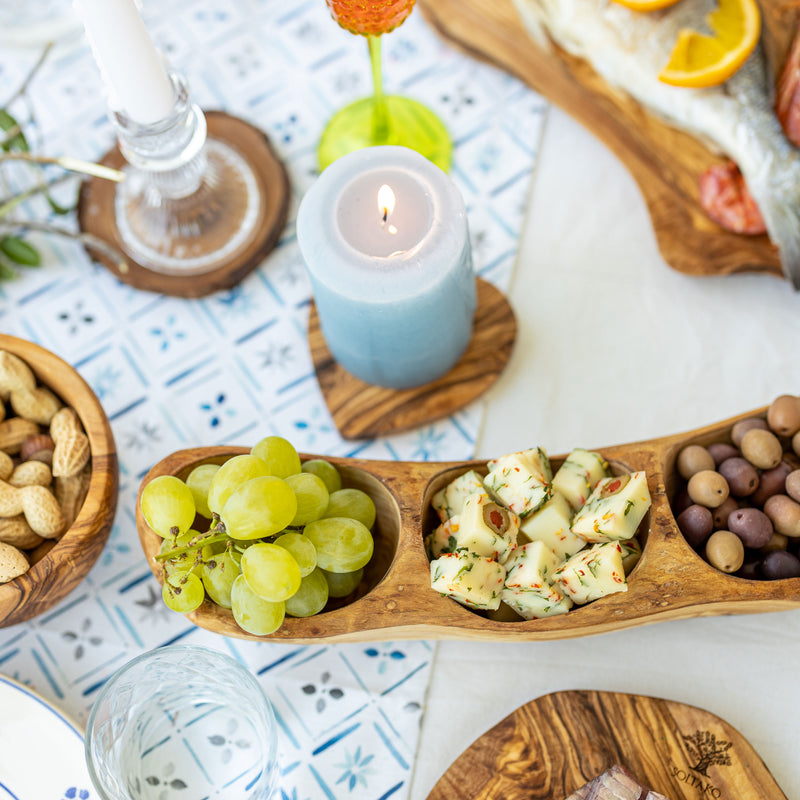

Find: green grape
<box><xmin>251</xmin><ymin>435</ymin><xmax>301</xmax><ymax>478</ymax></box>
<box><xmin>274</xmin><ymin>531</ymin><xmax>317</xmax><ymax>577</ymax></box>
<box><xmin>186</xmin><ymin>463</ymin><xmax>220</xmax><ymax>518</ymax></box>
<box><xmin>162</xmin><ymin>572</ymin><xmax>205</xmax><ymax>613</ymax></box>
<box><xmin>322</xmin><ymin>488</ymin><xmax>376</xmax><ymax>530</ymax></box>
<box><xmin>221</xmin><ymin>476</ymin><xmax>297</xmax><ymax>539</ymax></box>
<box><xmin>304</xmin><ymin>517</ymin><xmax>374</xmax><ymax>573</ymax></box>
<box><xmin>301</xmin><ymin>459</ymin><xmax>342</xmax><ymax>494</ymax></box>
<box><xmin>240</xmin><ymin>542</ymin><xmax>302</xmax><ymax>601</ymax></box>
<box><xmin>285</xmin><ymin>568</ymin><xmax>329</xmax><ymax>617</ymax></box>
<box><xmin>141</xmin><ymin>475</ymin><xmax>196</xmax><ymax>538</ymax></box>
<box><xmin>231</xmin><ymin>574</ymin><xmax>285</xmax><ymax>635</ymax></box>
<box><xmin>201</xmin><ymin>550</ymin><xmax>241</xmax><ymax>609</ymax></box>
<box><xmin>285</xmin><ymin>473</ymin><xmax>329</xmax><ymax>526</ymax></box>
<box><xmin>322</xmin><ymin>567</ymin><xmax>363</xmax><ymax>598</ymax></box>
<box><xmin>207</xmin><ymin>454</ymin><xmax>271</xmax><ymax>515</ymax></box>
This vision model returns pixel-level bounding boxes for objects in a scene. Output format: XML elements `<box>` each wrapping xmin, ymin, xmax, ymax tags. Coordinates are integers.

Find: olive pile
<box><xmin>673</xmin><ymin>394</ymin><xmax>800</xmax><ymax>580</ymax></box>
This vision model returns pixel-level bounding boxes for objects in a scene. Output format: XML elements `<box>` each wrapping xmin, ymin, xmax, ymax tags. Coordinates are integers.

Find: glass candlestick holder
<box><xmin>113</xmin><ymin>72</ymin><xmax>259</xmax><ymax>275</ymax></box>
<box><xmin>78</xmin><ymin>72</ymin><xmax>290</xmax><ymax>298</ymax></box>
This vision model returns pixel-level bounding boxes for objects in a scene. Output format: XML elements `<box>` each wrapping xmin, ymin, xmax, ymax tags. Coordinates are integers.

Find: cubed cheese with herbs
<box><xmin>571</xmin><ymin>471</ymin><xmax>651</xmax><ymax>543</ymax></box>
<box><xmin>501</xmin><ymin>541</ymin><xmax>573</xmax><ymax>619</ymax></box>
<box><xmin>553</xmin><ymin>541</ymin><xmax>627</xmax><ymax>604</ymax></box>
<box><xmin>431</xmin><ymin>469</ymin><xmax>489</xmax><ymax>522</ymax></box>
<box><xmin>454</xmin><ymin>494</ymin><xmax>518</xmax><ymax>564</ymax></box>
<box><xmin>425</xmin><ymin>516</ymin><xmax>460</xmax><ymax>559</ymax></box>
<box><xmin>430</xmin><ymin>550</ymin><xmax>506</xmax><ymax>610</ymax></box>
<box><xmin>620</xmin><ymin>537</ymin><xmax>642</xmax><ymax>574</ymax></box>
<box><xmin>552</xmin><ymin>448</ymin><xmax>610</xmax><ymax>511</ymax></box>
<box><xmin>501</xmin><ymin>589</ymin><xmax>573</xmax><ymax>620</ymax></box>
<box><xmin>484</xmin><ymin>448</ymin><xmax>552</xmax><ymax>518</ymax></box>
<box><xmin>519</xmin><ymin>492</ymin><xmax>585</xmax><ymax>561</ymax></box>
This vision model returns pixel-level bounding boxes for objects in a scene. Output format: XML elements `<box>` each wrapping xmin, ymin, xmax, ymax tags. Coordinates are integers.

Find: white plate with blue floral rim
<box><xmin>0</xmin><ymin>674</ymin><xmax>96</xmax><ymax>800</ymax></box>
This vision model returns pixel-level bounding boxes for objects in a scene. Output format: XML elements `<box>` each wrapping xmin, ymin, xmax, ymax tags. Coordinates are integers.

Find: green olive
<box><xmin>687</xmin><ymin>470</ymin><xmax>730</xmax><ymax>508</ymax></box>
<box><xmin>676</xmin><ymin>445</ymin><xmax>715</xmax><ymax>481</ymax></box>
<box><xmin>705</xmin><ymin>530</ymin><xmax>744</xmax><ymax>573</ymax></box>
<box><xmin>740</xmin><ymin>428</ymin><xmax>783</xmax><ymax>470</ymax></box>
<box><xmin>731</xmin><ymin>417</ymin><xmax>768</xmax><ymax>448</ymax></box>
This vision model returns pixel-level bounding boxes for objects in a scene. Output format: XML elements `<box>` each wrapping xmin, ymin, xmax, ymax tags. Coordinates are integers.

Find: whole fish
<box><xmin>512</xmin><ymin>0</ymin><xmax>800</xmax><ymax>287</ymax></box>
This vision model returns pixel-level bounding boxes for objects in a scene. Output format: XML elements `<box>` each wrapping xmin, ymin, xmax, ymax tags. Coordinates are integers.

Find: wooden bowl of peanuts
<box><xmin>0</xmin><ymin>334</ymin><xmax>118</xmax><ymax>627</ymax></box>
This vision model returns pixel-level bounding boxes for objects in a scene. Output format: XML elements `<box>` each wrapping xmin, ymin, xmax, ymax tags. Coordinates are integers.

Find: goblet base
<box><xmin>318</xmin><ymin>95</ymin><xmax>452</xmax><ymax>172</ymax></box>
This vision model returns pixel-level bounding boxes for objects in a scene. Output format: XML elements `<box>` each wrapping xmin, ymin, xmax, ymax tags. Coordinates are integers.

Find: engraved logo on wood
<box><xmin>682</xmin><ymin>730</ymin><xmax>733</xmax><ymax>776</ymax></box>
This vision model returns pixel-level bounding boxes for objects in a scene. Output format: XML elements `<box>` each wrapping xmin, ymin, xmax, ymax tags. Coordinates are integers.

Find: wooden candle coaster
<box><xmin>77</xmin><ymin>111</ymin><xmax>290</xmax><ymax>298</ymax></box>
<box><xmin>308</xmin><ymin>277</ymin><xmax>517</xmax><ymax>440</ymax></box>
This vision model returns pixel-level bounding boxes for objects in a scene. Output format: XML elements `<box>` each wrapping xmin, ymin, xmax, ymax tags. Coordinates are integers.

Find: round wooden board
<box><xmin>307</xmin><ymin>277</ymin><xmax>517</xmax><ymax>440</ymax></box>
<box><xmin>417</xmin><ymin>0</ymin><xmax>796</xmax><ymax>281</ymax></box>
<box><xmin>426</xmin><ymin>690</ymin><xmax>787</xmax><ymax>800</ymax></box>
<box><xmin>77</xmin><ymin>111</ymin><xmax>290</xmax><ymax>298</ymax></box>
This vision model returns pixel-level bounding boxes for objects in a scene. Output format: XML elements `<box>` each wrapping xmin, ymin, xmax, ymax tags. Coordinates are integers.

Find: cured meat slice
<box><xmin>564</xmin><ymin>765</ymin><xmax>671</xmax><ymax>800</ymax></box>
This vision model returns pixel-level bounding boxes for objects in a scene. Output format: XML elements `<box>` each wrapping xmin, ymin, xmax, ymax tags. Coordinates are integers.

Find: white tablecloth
<box><xmin>411</xmin><ymin>105</ymin><xmax>800</xmax><ymax>800</ymax></box>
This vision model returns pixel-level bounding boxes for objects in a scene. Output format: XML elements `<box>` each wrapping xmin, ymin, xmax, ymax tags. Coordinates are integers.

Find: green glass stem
<box><xmin>368</xmin><ymin>35</ymin><xmax>390</xmax><ymax>144</ymax></box>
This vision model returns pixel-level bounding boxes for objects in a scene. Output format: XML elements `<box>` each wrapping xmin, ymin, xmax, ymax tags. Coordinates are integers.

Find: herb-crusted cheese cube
<box><xmin>519</xmin><ymin>492</ymin><xmax>584</xmax><ymax>561</ymax></box>
<box><xmin>504</xmin><ymin>540</ymin><xmax>559</xmax><ymax>591</ymax></box>
<box><xmin>501</xmin><ymin>541</ymin><xmax>573</xmax><ymax>619</ymax></box>
<box><xmin>553</xmin><ymin>541</ymin><xmax>627</xmax><ymax>605</ymax></box>
<box><xmin>552</xmin><ymin>449</ymin><xmax>610</xmax><ymax>512</ymax></box>
<box><xmin>620</xmin><ymin>537</ymin><xmax>642</xmax><ymax>574</ymax></box>
<box><xmin>484</xmin><ymin>448</ymin><xmax>552</xmax><ymax>518</ymax></box>
<box><xmin>501</xmin><ymin>590</ymin><xmax>573</xmax><ymax>620</ymax></box>
<box><xmin>431</xmin><ymin>470</ymin><xmax>489</xmax><ymax>522</ymax></box>
<box><xmin>454</xmin><ymin>494</ymin><xmax>518</xmax><ymax>564</ymax></box>
<box><xmin>430</xmin><ymin>550</ymin><xmax>506</xmax><ymax>610</ymax></box>
<box><xmin>425</xmin><ymin>516</ymin><xmax>459</xmax><ymax>559</ymax></box>
<box><xmin>571</xmin><ymin>471</ymin><xmax>651</xmax><ymax>543</ymax></box>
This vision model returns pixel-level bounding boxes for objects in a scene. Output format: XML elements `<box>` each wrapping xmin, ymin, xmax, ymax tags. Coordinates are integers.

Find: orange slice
<box><xmin>611</xmin><ymin>0</ymin><xmax>682</xmax><ymax>12</ymax></box>
<box><xmin>658</xmin><ymin>0</ymin><xmax>761</xmax><ymax>88</ymax></box>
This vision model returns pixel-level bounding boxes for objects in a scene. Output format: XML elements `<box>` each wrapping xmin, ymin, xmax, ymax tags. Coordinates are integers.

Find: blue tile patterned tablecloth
<box><xmin>0</xmin><ymin>1</ymin><xmax>547</xmax><ymax>797</ymax></box>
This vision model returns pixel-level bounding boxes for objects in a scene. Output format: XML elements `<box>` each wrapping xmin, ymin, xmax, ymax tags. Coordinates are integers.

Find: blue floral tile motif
<box><xmin>336</xmin><ymin>746</ymin><xmax>375</xmax><ymax>791</ymax></box>
<box><xmin>0</xmin><ymin>1</ymin><xmax>546</xmax><ymax>798</ymax></box>
<box><xmin>364</xmin><ymin>645</ymin><xmax>406</xmax><ymax>675</ymax></box>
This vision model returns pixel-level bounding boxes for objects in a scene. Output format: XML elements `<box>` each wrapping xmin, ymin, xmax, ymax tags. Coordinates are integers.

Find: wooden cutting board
<box><xmin>426</xmin><ymin>690</ymin><xmax>787</xmax><ymax>800</ymax></box>
<box><xmin>418</xmin><ymin>0</ymin><xmax>799</xmax><ymax>281</ymax></box>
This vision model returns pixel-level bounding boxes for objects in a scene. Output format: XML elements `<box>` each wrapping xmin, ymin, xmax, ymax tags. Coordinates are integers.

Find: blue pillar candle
<box><xmin>297</xmin><ymin>146</ymin><xmax>476</xmax><ymax>390</ymax></box>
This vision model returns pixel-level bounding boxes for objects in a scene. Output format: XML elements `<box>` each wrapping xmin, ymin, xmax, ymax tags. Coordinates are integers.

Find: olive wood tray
<box><xmin>426</xmin><ymin>689</ymin><xmax>787</xmax><ymax>799</ymax></box>
<box><xmin>417</xmin><ymin>0</ymin><xmax>800</xmax><ymax>280</ymax></box>
<box><xmin>136</xmin><ymin>404</ymin><xmax>800</xmax><ymax>644</ymax></box>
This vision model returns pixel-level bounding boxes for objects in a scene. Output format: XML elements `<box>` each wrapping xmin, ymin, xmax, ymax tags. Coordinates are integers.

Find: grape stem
<box><xmin>155</xmin><ymin>531</ymin><xmax>229</xmax><ymax>562</ymax></box>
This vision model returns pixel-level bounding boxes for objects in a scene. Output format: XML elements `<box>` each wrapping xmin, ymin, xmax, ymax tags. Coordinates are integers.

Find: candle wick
<box><xmin>382</xmin><ymin>207</ymin><xmax>388</xmax><ymax>224</ymax></box>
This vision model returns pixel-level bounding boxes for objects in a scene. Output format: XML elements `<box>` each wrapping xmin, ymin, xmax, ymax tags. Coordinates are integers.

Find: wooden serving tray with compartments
<box><xmin>136</xmin><ymin>403</ymin><xmax>800</xmax><ymax>643</ymax></box>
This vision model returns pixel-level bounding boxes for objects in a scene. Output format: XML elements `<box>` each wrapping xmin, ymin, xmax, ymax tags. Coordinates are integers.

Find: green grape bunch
<box><xmin>140</xmin><ymin>436</ymin><xmax>377</xmax><ymax>636</ymax></box>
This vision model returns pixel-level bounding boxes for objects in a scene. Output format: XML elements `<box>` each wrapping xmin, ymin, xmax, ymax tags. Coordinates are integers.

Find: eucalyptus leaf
<box><xmin>0</xmin><ymin>260</ymin><xmax>17</xmax><ymax>280</ymax></box>
<box><xmin>0</xmin><ymin>235</ymin><xmax>40</xmax><ymax>266</ymax></box>
<box><xmin>46</xmin><ymin>193</ymin><xmax>72</xmax><ymax>215</ymax></box>
<box><xmin>0</xmin><ymin>109</ymin><xmax>28</xmax><ymax>152</ymax></box>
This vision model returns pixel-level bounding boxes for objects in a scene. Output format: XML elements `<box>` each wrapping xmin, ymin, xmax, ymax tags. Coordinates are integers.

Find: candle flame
<box><xmin>378</xmin><ymin>184</ymin><xmax>395</xmax><ymax>225</ymax></box>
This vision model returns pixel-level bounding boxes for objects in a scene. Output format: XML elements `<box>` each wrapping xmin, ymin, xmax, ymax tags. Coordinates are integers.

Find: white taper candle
<box><xmin>73</xmin><ymin>0</ymin><xmax>175</xmax><ymax>125</ymax></box>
